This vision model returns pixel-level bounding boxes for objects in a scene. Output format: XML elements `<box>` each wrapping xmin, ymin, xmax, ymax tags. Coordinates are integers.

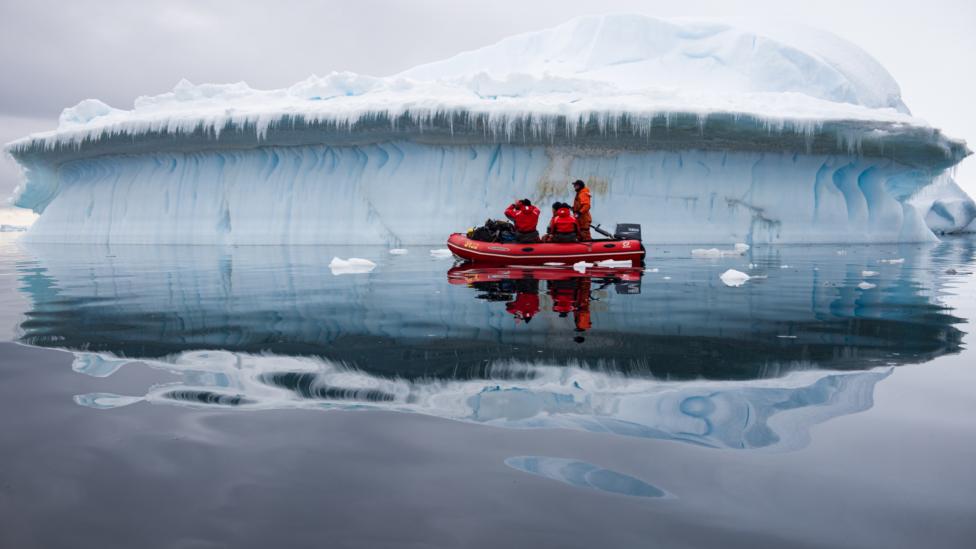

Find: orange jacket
<box><xmin>573</xmin><ymin>187</ymin><xmax>592</xmax><ymax>228</ymax></box>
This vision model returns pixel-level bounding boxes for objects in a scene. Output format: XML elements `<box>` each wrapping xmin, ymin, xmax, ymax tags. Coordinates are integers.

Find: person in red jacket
<box><xmin>546</xmin><ymin>202</ymin><xmax>579</xmax><ymax>243</ymax></box>
<box><xmin>504</xmin><ymin>198</ymin><xmax>541</xmax><ymax>243</ymax></box>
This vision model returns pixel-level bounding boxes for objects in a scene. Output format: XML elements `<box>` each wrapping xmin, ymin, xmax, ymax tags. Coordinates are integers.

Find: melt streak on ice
<box><xmin>5</xmin><ymin>14</ymin><xmax>974</xmax><ymax>244</ymax></box>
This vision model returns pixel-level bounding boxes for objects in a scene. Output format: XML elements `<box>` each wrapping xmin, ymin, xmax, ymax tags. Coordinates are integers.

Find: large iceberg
<box><xmin>5</xmin><ymin>14</ymin><xmax>972</xmax><ymax>244</ymax></box>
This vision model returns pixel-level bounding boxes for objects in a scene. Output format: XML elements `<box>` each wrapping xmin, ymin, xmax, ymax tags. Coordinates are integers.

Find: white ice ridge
<box><xmin>4</xmin><ymin>13</ymin><xmax>973</xmax><ymax>244</ymax></box>
<box><xmin>6</xmin><ymin>14</ymin><xmax>968</xmax><ymax>160</ymax></box>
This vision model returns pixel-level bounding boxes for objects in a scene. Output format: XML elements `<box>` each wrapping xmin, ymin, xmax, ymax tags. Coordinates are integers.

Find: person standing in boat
<box><xmin>572</xmin><ymin>180</ymin><xmax>592</xmax><ymax>241</ymax></box>
<box><xmin>504</xmin><ymin>198</ymin><xmax>541</xmax><ymax>243</ymax></box>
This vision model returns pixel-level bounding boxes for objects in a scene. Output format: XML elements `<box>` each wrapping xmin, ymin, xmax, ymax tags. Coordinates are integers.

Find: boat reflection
<box><xmin>447</xmin><ymin>265</ymin><xmax>643</xmax><ymax>340</ymax></box>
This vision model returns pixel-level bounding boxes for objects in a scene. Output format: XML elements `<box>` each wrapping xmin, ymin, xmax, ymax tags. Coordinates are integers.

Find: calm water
<box><xmin>1</xmin><ymin>233</ymin><xmax>974</xmax><ymax>548</ymax></box>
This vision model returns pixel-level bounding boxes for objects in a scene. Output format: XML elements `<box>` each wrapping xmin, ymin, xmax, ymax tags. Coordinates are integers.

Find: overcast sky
<box><xmin>2</xmin><ymin>0</ymin><xmax>974</xmax><ymax>224</ymax></box>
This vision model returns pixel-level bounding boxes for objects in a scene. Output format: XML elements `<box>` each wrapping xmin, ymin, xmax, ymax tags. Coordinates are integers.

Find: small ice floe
<box><xmin>662</xmin><ymin>276</ymin><xmax>672</xmax><ymax>280</ymax></box>
<box><xmin>857</xmin><ymin>281</ymin><xmax>876</xmax><ymax>290</ymax></box>
<box><xmin>329</xmin><ymin>257</ymin><xmax>376</xmax><ymax>275</ymax></box>
<box><xmin>573</xmin><ymin>261</ymin><xmax>593</xmax><ymax>273</ymax></box>
<box><xmin>429</xmin><ymin>249</ymin><xmax>453</xmax><ymax>259</ymax></box>
<box><xmin>720</xmin><ymin>269</ymin><xmax>751</xmax><ymax>287</ymax></box>
<box><xmin>780</xmin><ymin>265</ymin><xmax>791</xmax><ymax>269</ymax></box>
<box><xmin>777</xmin><ymin>335</ymin><xmax>798</xmax><ymax>339</ymax></box>
<box><xmin>645</xmin><ymin>267</ymin><xmax>659</xmax><ymax>273</ymax></box>
<box><xmin>879</xmin><ymin>258</ymin><xmax>905</xmax><ymax>264</ymax></box>
<box><xmin>862</xmin><ymin>270</ymin><xmax>879</xmax><ymax>277</ymax></box>
<box><xmin>836</xmin><ymin>250</ymin><xmax>848</xmax><ymax>255</ymax></box>
<box><xmin>388</xmin><ymin>248</ymin><xmax>408</xmax><ymax>255</ymax></box>
<box><xmin>595</xmin><ymin>259</ymin><xmax>632</xmax><ymax>268</ymax></box>
<box><xmin>691</xmin><ymin>243</ymin><xmax>750</xmax><ymax>258</ymax></box>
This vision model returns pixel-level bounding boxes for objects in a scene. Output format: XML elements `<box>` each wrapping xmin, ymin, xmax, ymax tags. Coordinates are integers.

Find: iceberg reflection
<box><xmin>70</xmin><ymin>350</ymin><xmax>888</xmax><ymax>451</ymax></box>
<box><xmin>14</xmin><ymin>241</ymin><xmax>968</xmax><ymax>381</ymax></box>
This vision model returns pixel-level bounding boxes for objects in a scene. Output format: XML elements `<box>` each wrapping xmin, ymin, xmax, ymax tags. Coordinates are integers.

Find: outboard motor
<box><xmin>614</xmin><ymin>223</ymin><xmax>642</xmax><ymax>241</ymax></box>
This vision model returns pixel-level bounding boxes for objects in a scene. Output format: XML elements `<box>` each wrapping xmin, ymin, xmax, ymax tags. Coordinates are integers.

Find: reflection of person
<box><xmin>574</xmin><ymin>277</ymin><xmax>591</xmax><ymax>332</ymax></box>
<box><xmin>572</xmin><ymin>180</ymin><xmax>592</xmax><ymax>241</ymax></box>
<box><xmin>505</xmin><ymin>278</ymin><xmax>540</xmax><ymax>324</ymax></box>
<box><xmin>549</xmin><ymin>279</ymin><xmax>577</xmax><ymax>317</ymax></box>
<box><xmin>504</xmin><ymin>199</ymin><xmax>541</xmax><ymax>243</ymax></box>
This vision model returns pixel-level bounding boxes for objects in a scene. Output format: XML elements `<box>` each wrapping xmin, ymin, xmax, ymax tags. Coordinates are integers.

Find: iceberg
<box><xmin>4</xmin><ymin>14</ymin><xmax>971</xmax><ymax>245</ymax></box>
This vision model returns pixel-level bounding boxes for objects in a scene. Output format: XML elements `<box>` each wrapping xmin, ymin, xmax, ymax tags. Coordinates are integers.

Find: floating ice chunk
<box><xmin>879</xmin><ymin>258</ymin><xmax>905</xmax><ymax>264</ymax></box>
<box><xmin>429</xmin><ymin>249</ymin><xmax>453</xmax><ymax>259</ymax></box>
<box><xmin>780</xmin><ymin>265</ymin><xmax>791</xmax><ymax>269</ymax></box>
<box><xmin>691</xmin><ymin>248</ymin><xmax>722</xmax><ymax>258</ymax></box>
<box><xmin>573</xmin><ymin>261</ymin><xmax>593</xmax><ymax>273</ymax></box>
<box><xmin>595</xmin><ymin>259</ymin><xmax>632</xmax><ymax>268</ymax></box>
<box><xmin>777</xmin><ymin>335</ymin><xmax>798</xmax><ymax>339</ymax></box>
<box><xmin>645</xmin><ymin>267</ymin><xmax>659</xmax><ymax>273</ymax></box>
<box><xmin>329</xmin><ymin>257</ymin><xmax>376</xmax><ymax>275</ymax></box>
<box><xmin>662</xmin><ymin>276</ymin><xmax>672</xmax><ymax>280</ymax></box>
<box><xmin>389</xmin><ymin>248</ymin><xmax>408</xmax><ymax>255</ymax></box>
<box><xmin>862</xmin><ymin>270</ymin><xmax>879</xmax><ymax>277</ymax></box>
<box><xmin>857</xmin><ymin>281</ymin><xmax>876</xmax><ymax>289</ymax></box>
<box><xmin>720</xmin><ymin>269</ymin><xmax>751</xmax><ymax>287</ymax></box>
<box><xmin>836</xmin><ymin>250</ymin><xmax>848</xmax><ymax>255</ymax></box>
<box><xmin>693</xmin><ymin>244</ymin><xmax>749</xmax><ymax>258</ymax></box>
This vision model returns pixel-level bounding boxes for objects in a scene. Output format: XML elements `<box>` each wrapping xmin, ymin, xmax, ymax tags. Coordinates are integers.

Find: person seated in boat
<box><xmin>547</xmin><ymin>202</ymin><xmax>579</xmax><ymax>243</ymax></box>
<box><xmin>572</xmin><ymin>180</ymin><xmax>592</xmax><ymax>241</ymax></box>
<box><xmin>504</xmin><ymin>198</ymin><xmax>541</xmax><ymax>243</ymax></box>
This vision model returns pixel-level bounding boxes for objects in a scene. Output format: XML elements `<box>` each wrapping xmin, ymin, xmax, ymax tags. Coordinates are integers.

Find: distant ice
<box><xmin>328</xmin><ymin>257</ymin><xmax>376</xmax><ymax>275</ymax></box>
<box><xmin>429</xmin><ymin>249</ymin><xmax>453</xmax><ymax>259</ymax></box>
<box><xmin>879</xmin><ymin>258</ymin><xmax>905</xmax><ymax>264</ymax></box>
<box><xmin>862</xmin><ymin>270</ymin><xmax>879</xmax><ymax>277</ymax></box>
<box><xmin>858</xmin><ymin>281</ymin><xmax>877</xmax><ymax>290</ymax></box>
<box><xmin>388</xmin><ymin>248</ymin><xmax>409</xmax><ymax>255</ymax></box>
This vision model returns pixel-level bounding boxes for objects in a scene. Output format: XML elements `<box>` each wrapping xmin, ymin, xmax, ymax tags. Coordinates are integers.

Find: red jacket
<box><xmin>506</xmin><ymin>292</ymin><xmax>540</xmax><ymax>322</ymax></box>
<box><xmin>505</xmin><ymin>203</ymin><xmax>541</xmax><ymax>233</ymax></box>
<box><xmin>548</xmin><ymin>207</ymin><xmax>579</xmax><ymax>234</ymax></box>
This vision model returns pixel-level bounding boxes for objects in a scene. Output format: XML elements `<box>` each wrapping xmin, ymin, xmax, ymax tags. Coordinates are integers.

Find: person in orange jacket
<box><xmin>572</xmin><ymin>180</ymin><xmax>592</xmax><ymax>241</ymax></box>
<box><xmin>504</xmin><ymin>198</ymin><xmax>541</xmax><ymax>243</ymax></box>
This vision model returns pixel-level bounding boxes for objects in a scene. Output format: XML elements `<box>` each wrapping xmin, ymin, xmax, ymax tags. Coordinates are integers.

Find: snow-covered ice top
<box><xmin>5</xmin><ymin>14</ymin><xmax>968</xmax><ymax>166</ymax></box>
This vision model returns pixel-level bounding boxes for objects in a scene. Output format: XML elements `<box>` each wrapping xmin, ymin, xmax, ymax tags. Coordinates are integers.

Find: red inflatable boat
<box><xmin>446</xmin><ymin>233</ymin><xmax>645</xmax><ymax>265</ymax></box>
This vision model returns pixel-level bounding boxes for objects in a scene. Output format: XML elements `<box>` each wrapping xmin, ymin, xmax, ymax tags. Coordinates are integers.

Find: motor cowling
<box><xmin>614</xmin><ymin>223</ymin><xmax>642</xmax><ymax>241</ymax></box>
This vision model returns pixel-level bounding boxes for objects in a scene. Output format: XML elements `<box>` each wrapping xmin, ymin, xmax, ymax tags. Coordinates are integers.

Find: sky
<box><xmin>1</xmin><ymin>0</ymin><xmax>974</xmax><ymax>225</ymax></box>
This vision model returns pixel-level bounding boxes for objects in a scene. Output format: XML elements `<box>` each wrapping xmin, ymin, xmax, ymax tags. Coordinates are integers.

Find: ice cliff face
<box><xmin>5</xmin><ymin>14</ymin><xmax>972</xmax><ymax>244</ymax></box>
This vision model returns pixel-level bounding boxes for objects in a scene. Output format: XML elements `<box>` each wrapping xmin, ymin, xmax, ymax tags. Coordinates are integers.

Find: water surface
<box><xmin>1</xmin><ymin>233</ymin><xmax>974</xmax><ymax>548</ymax></box>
